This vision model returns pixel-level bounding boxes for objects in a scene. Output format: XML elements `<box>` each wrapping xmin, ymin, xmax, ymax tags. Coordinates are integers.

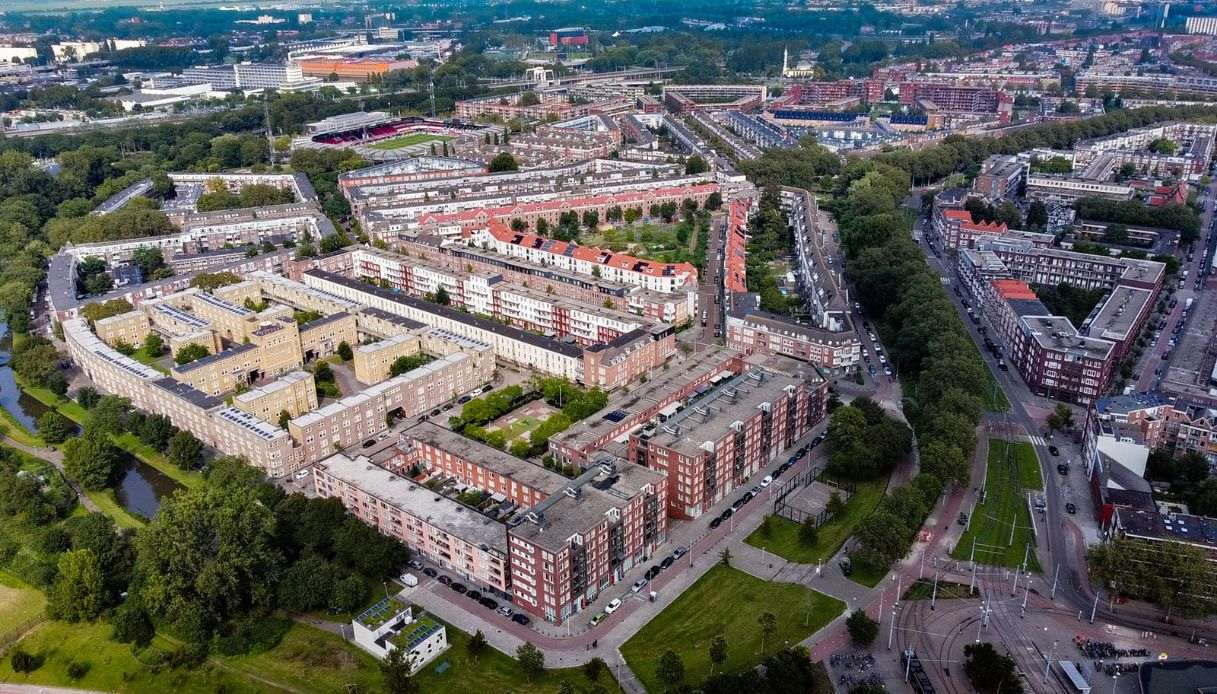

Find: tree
<box><xmin>657</xmin><ymin>649</ymin><xmax>685</xmax><ymax>689</ymax></box>
<box><xmin>709</xmin><ymin>635</ymin><xmax>728</xmax><ymax>673</ymax></box>
<box><xmin>685</xmin><ymin>155</ymin><xmax>710</xmax><ymax>175</ymax></box>
<box><xmin>1026</xmin><ymin>200</ymin><xmax>1048</xmax><ymax>229</ymax></box>
<box><xmin>134</xmin><ymin>483</ymin><xmax>281</xmax><ymax>638</ymax></box>
<box><xmin>719</xmin><ymin>548</ymin><xmax>732</xmax><ymax>567</ymax></box>
<box><xmin>489</xmin><ymin>152</ymin><xmax>519</xmax><ymax>172</ymax></box>
<box><xmin>516</xmin><ymin>642</ymin><xmax>545</xmax><ymax>681</ymax></box>
<box><xmin>963</xmin><ymin>642</ymin><xmax>1023</xmax><ymax>694</ymax></box>
<box><xmin>62</xmin><ymin>430</ymin><xmax>122</xmax><ymax>490</ymax></box>
<box><xmin>468</xmin><ymin>629</ymin><xmax>488</xmax><ymax>660</ymax></box>
<box><xmin>380</xmin><ymin>646</ymin><xmax>418</xmax><ymax>694</ymax></box>
<box><xmin>111</xmin><ymin>599</ymin><xmax>154</xmax><ymax>647</ymax></box>
<box><xmin>143</xmin><ymin>331</ymin><xmax>164</xmax><ymax>357</ymax></box>
<box><xmin>846</xmin><ymin>609</ymin><xmax>879</xmax><ymax>646</ymax></box>
<box><xmin>47</xmin><ymin>549</ymin><xmax>105</xmax><ymax>622</ymax></box>
<box><xmin>37</xmin><ymin>410</ymin><xmax>74</xmax><ymax>444</ymax></box>
<box><xmin>174</xmin><ymin>343</ymin><xmax>210</xmax><ymax>365</ymax></box>
<box><xmin>826</xmin><ymin>491</ymin><xmax>846</xmax><ymax>517</ymax></box>
<box><xmin>167</xmin><ymin>430</ymin><xmax>204</xmax><ymax>470</ymax></box>
<box><xmin>583</xmin><ymin>656</ymin><xmax>606</xmax><ymax>681</ymax></box>
<box><xmin>434</xmin><ymin>286</ymin><xmax>451</xmax><ymax>305</ymax></box>
<box><xmin>337</xmin><ymin>340</ymin><xmax>353</xmax><ymax>361</ymax></box>
<box><xmin>758</xmin><ymin>612</ymin><xmax>777</xmax><ymax>654</ymax></box>
<box><xmin>798</xmin><ymin>518</ymin><xmax>819</xmax><ymax>548</ymax></box>
<box><xmin>278</xmin><ymin>410</ymin><xmax>291</xmax><ymax>429</ymax></box>
<box><xmin>138</xmin><ymin>414</ymin><xmax>176</xmax><ymax>450</ymax></box>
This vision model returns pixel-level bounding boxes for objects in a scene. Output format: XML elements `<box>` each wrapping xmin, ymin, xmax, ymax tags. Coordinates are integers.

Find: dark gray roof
<box><xmin>1008</xmin><ymin>298</ymin><xmax>1051</xmax><ymax>317</ymax></box>
<box><xmin>358</xmin><ymin>306</ymin><xmax>426</xmax><ymax>330</ymax></box>
<box><xmin>305</xmin><ymin>271</ymin><xmax>583</xmax><ymax>358</ymax></box>
<box><xmin>151</xmin><ymin>377</ymin><xmax>223</xmax><ymax>409</ymax></box>
<box><xmin>173</xmin><ymin>342</ymin><xmax>257</xmax><ymax>373</ymax></box>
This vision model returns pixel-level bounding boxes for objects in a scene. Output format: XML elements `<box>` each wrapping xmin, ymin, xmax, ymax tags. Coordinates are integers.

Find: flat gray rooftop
<box><xmin>404</xmin><ymin>422</ymin><xmax>568</xmax><ymax>497</ymax></box>
<box><xmin>317</xmin><ymin>453</ymin><xmax>508</xmax><ymax>554</ymax></box>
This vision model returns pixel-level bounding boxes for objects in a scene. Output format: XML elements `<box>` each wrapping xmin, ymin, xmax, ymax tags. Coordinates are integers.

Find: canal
<box><xmin>0</xmin><ymin>322</ymin><xmax>180</xmax><ymax>518</ymax></box>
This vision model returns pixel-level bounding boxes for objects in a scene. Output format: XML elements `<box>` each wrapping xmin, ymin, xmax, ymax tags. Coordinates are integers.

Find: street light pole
<box><xmin>931</xmin><ymin>569</ymin><xmax>940</xmax><ymax>611</ymax></box>
<box><xmin>888</xmin><ymin>603</ymin><xmax>897</xmax><ymax>650</ymax></box>
<box><xmin>1051</xmin><ymin>564</ymin><xmax>1060</xmax><ymax>600</ymax></box>
<box><xmin>1090</xmin><ymin>591</ymin><xmax>1100</xmax><ymax>624</ymax></box>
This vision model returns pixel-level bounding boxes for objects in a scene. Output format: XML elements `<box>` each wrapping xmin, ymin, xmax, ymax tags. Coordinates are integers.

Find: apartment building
<box><xmin>314</xmin><ymin>451</ymin><xmax>513</xmax><ymax>596</ymax></box>
<box><xmin>295</xmin><ymin>58</ymin><xmax>417</xmax><ymax>81</ymax></box>
<box><xmin>351</xmin><ymin>247</ymin><xmax>672</xmax><ymax>350</ymax></box>
<box><xmin>1025</xmin><ymin>174</ymin><xmax>1135</xmax><ymax>203</ymax></box>
<box><xmin>898</xmin><ymin>81</ymin><xmax>1011</xmax><ymax>118</ymax></box>
<box><xmin>724</xmin><ymin>308</ymin><xmax>861</xmax><ymax>372</ymax></box>
<box><xmin>971</xmin><ymin>235</ymin><xmax>1165</xmax><ymax>293</ymax></box>
<box><xmin>455</xmin><ymin>93</ymin><xmax>630</xmax><ymax>122</ymax></box>
<box><xmin>473</xmin><ymin>124</ymin><xmax>621</xmax><ymax>167</ymax></box>
<box><xmin>506</xmin><ymin>457</ymin><xmax>666</xmax><ymax>624</ymax></box>
<box><xmin>549</xmin><ymin>348</ymin><xmax>747</xmax><ymax>467</ymax></box>
<box><xmin>973</xmin><ymin>154</ymin><xmax>1027</xmax><ymax>200</ymax></box>
<box><xmin>93</xmin><ymin>310</ymin><xmax>151</xmax><ymax>349</ymax></box>
<box><xmin>781</xmin><ymin>79</ymin><xmax>885</xmax><ymax>108</ymax></box>
<box><xmin>1088</xmin><ymin>392</ymin><xmax>1217</xmax><ymax>464</ymax></box>
<box><xmin>628</xmin><ymin>362</ymin><xmax>827</xmax><ymax>518</ymax></box>
<box><xmin>662</xmin><ymin>84</ymin><xmax>767</xmax><ymax>113</ymax></box>
<box><xmin>231</xmin><ymin>370</ymin><xmax>318</xmax><ymax>421</ymax></box>
<box><xmin>393</xmin><ymin>237</ymin><xmax>693</xmax><ymax>325</ymax></box>
<box><xmin>472</xmin><ymin>220</ymin><xmax>699</xmax><ymax>295</ymax></box>
<box><xmin>929</xmin><ymin>207</ymin><xmax>1010</xmax><ymax>250</ymax></box>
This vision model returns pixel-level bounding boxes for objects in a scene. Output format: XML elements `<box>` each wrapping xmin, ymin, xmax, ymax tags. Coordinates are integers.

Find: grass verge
<box><xmin>414</xmin><ymin>618</ymin><xmax>624</xmax><ymax>694</ymax></box>
<box><xmin>744</xmin><ymin>478</ymin><xmax>886</xmax><ymax>565</ymax></box>
<box><xmin>0</xmin><ymin>570</ymin><xmax>45</xmax><ymax>636</ymax></box>
<box><xmin>950</xmin><ymin>439</ymin><xmax>1041</xmax><ymax>571</ymax></box>
<box><xmin>621</xmin><ymin>564</ymin><xmax>844</xmax><ymax>692</ymax></box>
<box><xmin>902</xmin><ymin>578</ymin><xmax>974</xmax><ymax>601</ymax></box>
<box><xmin>0</xmin><ymin>406</ymin><xmax>41</xmax><ymax>448</ymax></box>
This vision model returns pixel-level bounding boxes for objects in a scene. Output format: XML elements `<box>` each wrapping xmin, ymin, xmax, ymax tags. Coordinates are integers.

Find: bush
<box><xmin>66</xmin><ymin>661</ymin><xmax>89</xmax><ymax>680</ymax></box>
<box><xmin>10</xmin><ymin>648</ymin><xmax>41</xmax><ymax>673</ymax></box>
<box><xmin>111</xmin><ymin>600</ymin><xmax>155</xmax><ymax>648</ymax></box>
<box><xmin>212</xmin><ymin>612</ymin><xmax>291</xmax><ymax>656</ymax></box>
<box><xmin>846</xmin><ymin>609</ymin><xmax>878</xmax><ymax>646</ymax></box>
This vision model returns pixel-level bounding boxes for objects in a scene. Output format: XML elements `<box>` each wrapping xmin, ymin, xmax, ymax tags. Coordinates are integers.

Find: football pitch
<box><xmin>368</xmin><ymin>133</ymin><xmax>453</xmax><ymax>151</ymax></box>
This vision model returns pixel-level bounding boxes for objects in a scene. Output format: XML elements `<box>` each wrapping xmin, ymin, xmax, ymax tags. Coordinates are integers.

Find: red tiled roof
<box><xmin>991</xmin><ymin>279</ymin><xmax>1037</xmax><ymax>301</ymax></box>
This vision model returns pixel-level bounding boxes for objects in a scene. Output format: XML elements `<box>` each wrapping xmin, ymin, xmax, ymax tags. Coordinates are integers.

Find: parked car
<box><xmin>1065</xmin><ymin>502</ymin><xmax>1077</xmax><ymax>515</ymax></box>
<box><xmin>645</xmin><ymin>565</ymin><xmax>661</xmax><ymax>580</ymax></box>
<box><xmin>761</xmin><ymin>475</ymin><xmax>773</xmax><ymax>488</ymax></box>
<box><xmin>422</xmin><ymin>567</ymin><xmax>437</xmax><ymax>578</ymax></box>
<box><xmin>466</xmin><ymin>590</ymin><xmax>482</xmax><ymax>601</ymax></box>
<box><xmin>437</xmin><ymin>575</ymin><xmax>451</xmax><ymax>586</ymax></box>
<box><xmin>480</xmin><ymin>597</ymin><xmax>498</xmax><ymax>610</ymax></box>
<box><xmin>589</xmin><ymin>612</ymin><xmax>606</xmax><ymax>626</ymax></box>
<box><xmin>661</xmin><ymin>556</ymin><xmax>675</xmax><ymax>570</ymax></box>
<box><xmin>673</xmin><ymin>546</ymin><xmax>688</xmax><ymax>560</ymax></box>
<box><xmin>709</xmin><ymin>516</ymin><xmax>723</xmax><ymax>529</ymax></box>
<box><xmin>399</xmin><ymin>573</ymin><xmax>418</xmax><ymax>588</ymax></box>
<box><xmin>605</xmin><ymin>598</ymin><xmax>623</xmax><ymax>614</ymax></box>
<box><xmin>497</xmin><ymin>606</ymin><xmax>514</xmax><ymax>617</ymax></box>
<box><xmin>294</xmin><ymin>469</ymin><xmax>310</xmax><ymax>480</ymax></box>
<box><xmin>632</xmin><ymin>578</ymin><xmax>649</xmax><ymax>593</ymax></box>
<box><xmin>1048</xmin><ymin>445</ymin><xmax>1060</xmax><ymax>457</ymax></box>
<box><xmin>407</xmin><ymin>559</ymin><xmax>424</xmax><ymax>570</ymax></box>
<box><xmin>512</xmin><ymin>613</ymin><xmax>531</xmax><ymax>626</ymax></box>
<box><xmin>458</xmin><ymin>395</ymin><xmax>472</xmax><ymax>404</ymax></box>
<box><xmin>450</xmin><ymin>582</ymin><xmax>467</xmax><ymax>594</ymax></box>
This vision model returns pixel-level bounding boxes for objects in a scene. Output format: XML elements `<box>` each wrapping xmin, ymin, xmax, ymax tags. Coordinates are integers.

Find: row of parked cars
<box><xmin>403</xmin><ymin>559</ymin><xmax>532</xmax><ymax>626</ymax></box>
<box><xmin>589</xmin><ymin>546</ymin><xmax>691</xmax><ymax>626</ymax></box>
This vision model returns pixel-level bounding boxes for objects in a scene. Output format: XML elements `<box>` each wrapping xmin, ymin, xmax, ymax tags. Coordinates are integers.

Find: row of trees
<box><xmin>1074</xmin><ymin>197</ymin><xmax>1201</xmax><ymax>243</ymax></box>
<box><xmin>826</xmin><ymin>397</ymin><xmax>912</xmax><ymax>481</ymax></box>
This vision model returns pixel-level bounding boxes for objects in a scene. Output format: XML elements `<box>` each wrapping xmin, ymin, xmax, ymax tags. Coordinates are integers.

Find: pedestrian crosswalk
<box><xmin>1026</xmin><ymin>435</ymin><xmax>1047</xmax><ymax>448</ymax></box>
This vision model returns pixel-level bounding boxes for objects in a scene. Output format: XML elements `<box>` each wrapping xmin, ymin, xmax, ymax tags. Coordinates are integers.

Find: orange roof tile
<box><xmin>991</xmin><ymin>279</ymin><xmax>1037</xmax><ymax>301</ymax></box>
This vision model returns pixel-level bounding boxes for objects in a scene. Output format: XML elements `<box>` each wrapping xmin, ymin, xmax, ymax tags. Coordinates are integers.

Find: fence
<box><xmin>0</xmin><ymin>615</ymin><xmax>46</xmax><ymax>654</ymax></box>
<box><xmin>772</xmin><ymin>461</ymin><xmax>856</xmax><ymax>525</ymax></box>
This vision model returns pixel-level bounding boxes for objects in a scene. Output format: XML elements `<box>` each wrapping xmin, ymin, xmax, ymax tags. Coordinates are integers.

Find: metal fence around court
<box><xmin>772</xmin><ymin>461</ymin><xmax>855</xmax><ymax>525</ymax></box>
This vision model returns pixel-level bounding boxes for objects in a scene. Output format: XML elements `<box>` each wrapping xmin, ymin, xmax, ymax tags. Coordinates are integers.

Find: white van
<box><xmin>400</xmin><ymin>573</ymin><xmax>418</xmax><ymax>588</ymax></box>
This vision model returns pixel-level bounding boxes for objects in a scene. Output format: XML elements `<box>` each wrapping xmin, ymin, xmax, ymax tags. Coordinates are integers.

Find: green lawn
<box><xmin>582</xmin><ymin>223</ymin><xmax>697</xmax><ymax>264</ymax></box>
<box><xmin>129</xmin><ymin>346</ymin><xmax>169</xmax><ymax>374</ymax></box>
<box><xmin>0</xmin><ymin>406</ymin><xmax>41</xmax><ymax>448</ymax></box>
<box><xmin>744</xmin><ymin>478</ymin><xmax>886</xmax><ymax>565</ymax></box>
<box><xmin>368</xmin><ymin>133</ymin><xmax>452</xmax><ymax>151</ymax></box>
<box><xmin>950</xmin><ymin>439</ymin><xmax>1042</xmax><ymax>571</ymax></box>
<box><xmin>978</xmin><ymin>358</ymin><xmax>1011</xmax><ymax>413</ymax></box>
<box><xmin>86</xmin><ymin>489</ymin><xmax>146</xmax><ymax>530</ymax></box>
<box><xmin>414</xmin><ymin>619</ymin><xmax>624</xmax><ymax>694</ymax></box>
<box><xmin>847</xmin><ymin>562</ymin><xmax>888</xmax><ymax>588</ymax></box>
<box><xmin>218</xmin><ymin>623</ymin><xmax>383</xmax><ymax>693</ymax></box>
<box><xmin>0</xmin><ymin>570</ymin><xmax>44</xmax><ymax>637</ymax></box>
<box><xmin>16</xmin><ymin>376</ymin><xmax>202</xmax><ymax>491</ymax></box>
<box><xmin>621</xmin><ymin>565</ymin><xmax>845</xmax><ymax>692</ymax></box>
<box><xmin>0</xmin><ymin>621</ymin><xmax>264</xmax><ymax>693</ymax></box>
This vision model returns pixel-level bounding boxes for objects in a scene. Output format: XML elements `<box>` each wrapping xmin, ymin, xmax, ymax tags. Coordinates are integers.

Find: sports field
<box><xmin>951</xmin><ymin>439</ymin><xmax>1042</xmax><ymax>570</ymax></box>
<box><xmin>368</xmin><ymin>133</ymin><xmax>453</xmax><ymax>151</ymax></box>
